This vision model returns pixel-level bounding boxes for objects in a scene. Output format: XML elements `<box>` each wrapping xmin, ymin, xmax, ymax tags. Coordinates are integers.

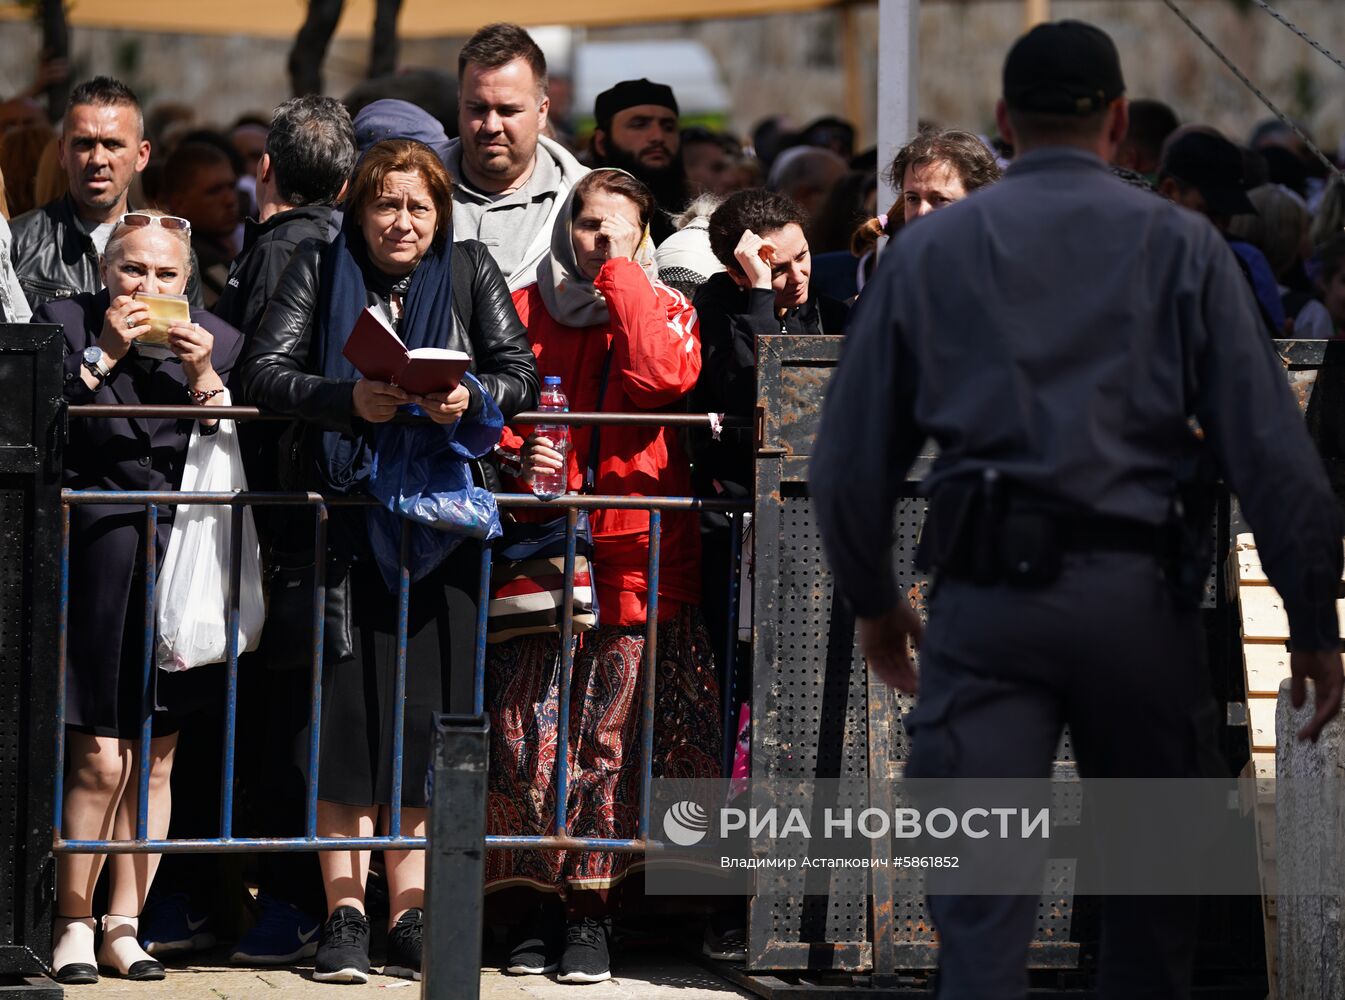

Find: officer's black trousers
<box><xmin>903</xmin><ymin>550</ymin><xmax>1225</xmax><ymax>1000</ymax></box>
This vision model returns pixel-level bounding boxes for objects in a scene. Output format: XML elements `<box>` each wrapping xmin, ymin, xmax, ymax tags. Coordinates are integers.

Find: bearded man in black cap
<box><xmin>591</xmin><ymin>79</ymin><xmax>687</xmax><ymax>242</ymax></box>
<box><xmin>811</xmin><ymin>19</ymin><xmax>1342</xmax><ymax>999</ymax></box>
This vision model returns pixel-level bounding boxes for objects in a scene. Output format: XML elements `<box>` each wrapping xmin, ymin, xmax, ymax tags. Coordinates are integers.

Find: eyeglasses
<box><xmin>117</xmin><ymin>213</ymin><xmax>192</xmax><ymax>234</ymax></box>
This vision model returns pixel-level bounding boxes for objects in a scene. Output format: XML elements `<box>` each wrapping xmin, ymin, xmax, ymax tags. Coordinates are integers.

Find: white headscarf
<box><xmin>536</xmin><ymin>168</ymin><xmax>658</xmax><ymax>329</ymax></box>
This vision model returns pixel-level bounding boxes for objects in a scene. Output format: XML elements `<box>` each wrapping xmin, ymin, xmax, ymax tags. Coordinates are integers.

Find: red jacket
<box><xmin>500</xmin><ymin>258</ymin><xmax>702</xmax><ymax>625</ymax></box>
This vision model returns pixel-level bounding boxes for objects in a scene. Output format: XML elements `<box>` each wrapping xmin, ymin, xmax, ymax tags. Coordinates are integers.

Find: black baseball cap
<box><xmin>1003</xmin><ymin>20</ymin><xmax>1126</xmax><ymax>115</ymax></box>
<box><xmin>1160</xmin><ymin>132</ymin><xmax>1256</xmax><ymax>216</ymax></box>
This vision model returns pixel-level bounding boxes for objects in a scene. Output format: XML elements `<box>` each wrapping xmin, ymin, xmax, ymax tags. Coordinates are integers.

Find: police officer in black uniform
<box><xmin>811</xmin><ymin>21</ymin><xmax>1344</xmax><ymax>1000</ymax></box>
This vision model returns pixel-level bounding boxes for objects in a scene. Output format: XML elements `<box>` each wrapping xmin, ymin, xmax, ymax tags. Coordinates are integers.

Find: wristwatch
<box><xmin>82</xmin><ymin>345</ymin><xmax>113</xmax><ymax>383</ymax></box>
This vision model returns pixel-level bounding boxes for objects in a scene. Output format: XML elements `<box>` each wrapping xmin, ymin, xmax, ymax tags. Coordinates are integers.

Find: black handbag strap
<box><xmin>583</xmin><ymin>347</ymin><xmax>615</xmax><ymax>495</ymax></box>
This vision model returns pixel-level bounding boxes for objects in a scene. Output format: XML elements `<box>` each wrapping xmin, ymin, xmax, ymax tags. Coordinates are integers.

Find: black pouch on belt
<box><xmin>998</xmin><ymin>508</ymin><xmax>1064</xmax><ymax>587</ymax></box>
<box><xmin>914</xmin><ymin>478</ymin><xmax>981</xmax><ymax>576</ymax></box>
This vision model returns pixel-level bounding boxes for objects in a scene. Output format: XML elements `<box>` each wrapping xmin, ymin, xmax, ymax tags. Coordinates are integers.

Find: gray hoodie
<box><xmin>443</xmin><ymin>134</ymin><xmax>588</xmax><ymax>293</ymax></box>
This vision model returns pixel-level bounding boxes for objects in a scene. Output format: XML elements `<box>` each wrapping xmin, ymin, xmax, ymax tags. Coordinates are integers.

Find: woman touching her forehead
<box><xmin>485</xmin><ymin>168</ymin><xmax>720</xmax><ymax>985</ymax></box>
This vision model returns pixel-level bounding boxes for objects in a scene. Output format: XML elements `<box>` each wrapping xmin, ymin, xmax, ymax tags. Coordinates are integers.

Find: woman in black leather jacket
<box><xmin>238</xmin><ymin>139</ymin><xmax>537</xmax><ymax>984</ymax></box>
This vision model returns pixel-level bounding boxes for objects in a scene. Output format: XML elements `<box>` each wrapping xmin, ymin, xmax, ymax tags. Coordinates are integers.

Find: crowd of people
<box><xmin>1</xmin><ymin>13</ymin><xmax>1344</xmax><ymax>992</ymax></box>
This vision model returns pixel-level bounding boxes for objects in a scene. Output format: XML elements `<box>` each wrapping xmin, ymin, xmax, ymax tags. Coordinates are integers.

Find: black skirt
<box><xmin>66</xmin><ymin>551</ymin><xmax>222</xmax><ymax>740</ymax></box>
<box><xmin>315</xmin><ymin>542</ymin><xmax>481</xmax><ymax>809</ymax></box>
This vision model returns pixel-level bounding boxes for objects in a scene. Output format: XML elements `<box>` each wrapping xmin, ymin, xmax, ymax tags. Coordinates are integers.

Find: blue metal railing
<box><xmin>54</xmin><ymin>407</ymin><xmax>749</xmax><ymax>860</ymax></box>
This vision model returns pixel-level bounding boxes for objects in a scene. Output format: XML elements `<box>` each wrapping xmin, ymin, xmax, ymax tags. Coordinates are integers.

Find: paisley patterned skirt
<box><xmin>484</xmin><ymin>605</ymin><xmax>721</xmax><ymax>896</ymax></box>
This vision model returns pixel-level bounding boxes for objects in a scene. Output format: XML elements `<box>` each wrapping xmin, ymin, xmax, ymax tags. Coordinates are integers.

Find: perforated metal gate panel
<box><xmin>0</xmin><ymin>326</ymin><xmax>65</xmax><ymax>977</ymax></box>
<box><xmin>756</xmin><ymin>489</ymin><xmax>872</xmax><ymax>957</ymax></box>
<box><xmin>0</xmin><ymin>489</ymin><xmax>21</xmax><ymax>948</ymax></box>
<box><xmin>750</xmin><ymin>335</ymin><xmax>1080</xmax><ymax>974</ymax></box>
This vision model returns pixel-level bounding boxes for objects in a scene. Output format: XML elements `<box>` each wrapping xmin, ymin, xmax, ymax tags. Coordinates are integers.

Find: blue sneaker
<box><xmin>231</xmin><ymin>893</ymin><xmax>321</xmax><ymax>966</ymax></box>
<box><xmin>139</xmin><ymin>891</ymin><xmax>217</xmax><ymax>957</ymax></box>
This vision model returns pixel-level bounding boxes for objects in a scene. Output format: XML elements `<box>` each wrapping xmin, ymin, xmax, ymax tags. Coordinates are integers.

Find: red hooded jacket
<box><xmin>499</xmin><ymin>257</ymin><xmax>702</xmax><ymax>625</ymax></box>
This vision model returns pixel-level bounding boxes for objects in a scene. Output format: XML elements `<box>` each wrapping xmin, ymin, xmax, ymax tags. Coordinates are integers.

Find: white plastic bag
<box><xmin>156</xmin><ymin>395</ymin><xmax>265</xmax><ymax>671</ymax></box>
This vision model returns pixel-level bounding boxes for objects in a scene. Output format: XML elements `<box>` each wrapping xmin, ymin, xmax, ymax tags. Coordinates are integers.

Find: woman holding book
<box><xmin>485</xmin><ymin>168</ymin><xmax>721</xmax><ymax>985</ymax></box>
<box><xmin>239</xmin><ymin>138</ymin><xmax>537</xmax><ymax>984</ymax></box>
<box><xmin>38</xmin><ymin>210</ymin><xmax>242</xmax><ymax>985</ymax></box>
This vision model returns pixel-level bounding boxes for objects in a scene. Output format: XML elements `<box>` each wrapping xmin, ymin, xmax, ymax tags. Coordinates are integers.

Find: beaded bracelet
<box><xmin>190</xmin><ymin>387</ymin><xmax>226</xmax><ymax>404</ymax></box>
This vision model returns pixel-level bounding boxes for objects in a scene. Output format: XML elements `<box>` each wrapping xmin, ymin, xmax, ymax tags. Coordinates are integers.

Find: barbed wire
<box><xmin>1249</xmin><ymin>0</ymin><xmax>1345</xmax><ymax>79</ymax></box>
<box><xmin>1159</xmin><ymin>0</ymin><xmax>1342</xmax><ymax>181</ymax></box>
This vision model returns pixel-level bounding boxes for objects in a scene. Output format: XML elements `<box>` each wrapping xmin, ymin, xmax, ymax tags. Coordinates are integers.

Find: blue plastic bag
<box><xmin>367</xmin><ymin>373</ymin><xmax>504</xmax><ymax>590</ymax></box>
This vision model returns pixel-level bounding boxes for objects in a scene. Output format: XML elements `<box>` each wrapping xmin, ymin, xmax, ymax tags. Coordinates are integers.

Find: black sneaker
<box><xmin>557</xmin><ymin>916</ymin><xmax>612</xmax><ymax>985</ymax></box>
<box><xmin>312</xmin><ymin>906</ymin><xmax>370</xmax><ymax>984</ymax></box>
<box><xmin>383</xmin><ymin>908</ymin><xmax>422</xmax><ymax>981</ymax></box>
<box><xmin>504</xmin><ymin>906</ymin><xmax>562</xmax><ymax>976</ymax></box>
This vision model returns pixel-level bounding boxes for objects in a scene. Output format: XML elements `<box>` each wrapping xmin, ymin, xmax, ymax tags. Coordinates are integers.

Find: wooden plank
<box><xmin>1238</xmin><ymin>592</ymin><xmax>1345</xmax><ymax>641</ymax></box>
<box><xmin>1257</xmin><ymin>811</ymin><xmax>1277</xmax><ymax>858</ymax></box>
<box><xmin>1242</xmin><ymin>711</ymin><xmax>1279</xmax><ymax>994</ymax></box>
<box><xmin>1237</xmin><ymin>758</ymin><xmax>1255</xmax><ymax>814</ymax></box>
<box><xmin>1237</xmin><ymin>546</ymin><xmax>1267</xmax><ymax>585</ymax></box>
<box><xmin>1237</xmin><ymin>753</ymin><xmax>1277</xmax><ymax>810</ymax></box>
<box><xmin>1239</xmin><ymin>588</ymin><xmax>1289</xmax><ymax>641</ymax></box>
<box><xmin>1249</xmin><ymin>696</ymin><xmax>1279</xmax><ymax>751</ymax></box>
<box><xmin>1245</xmin><ymin>645</ymin><xmax>1292</xmax><ymax>695</ymax></box>
<box><xmin>1261</xmin><ymin>857</ymin><xmax>1278</xmax><ymax>893</ymax></box>
<box><xmin>1236</xmin><ymin>535</ymin><xmax>1345</xmax><ymax>582</ymax></box>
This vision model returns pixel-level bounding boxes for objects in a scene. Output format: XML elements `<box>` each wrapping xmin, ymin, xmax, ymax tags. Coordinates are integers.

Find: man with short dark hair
<box><xmin>812</xmin><ymin>20</ymin><xmax>1342</xmax><ymax>997</ymax></box>
<box><xmin>164</xmin><ymin>142</ymin><xmax>239</xmax><ymax>309</ymax></box>
<box><xmin>214</xmin><ymin>96</ymin><xmax>355</xmax><ymax>336</ymax></box>
<box><xmin>1113</xmin><ymin>97</ymin><xmax>1178</xmax><ymax>178</ymax></box>
<box><xmin>10</xmin><ymin>76</ymin><xmax>203</xmax><ymax>309</ymax></box>
<box><xmin>591</xmin><ymin>78</ymin><xmax>686</xmax><ymax>242</ymax></box>
<box><xmin>445</xmin><ymin>22</ymin><xmax>587</xmax><ymax>291</ymax></box>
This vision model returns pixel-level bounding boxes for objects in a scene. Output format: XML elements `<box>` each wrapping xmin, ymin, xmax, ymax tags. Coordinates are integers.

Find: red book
<box><xmin>341</xmin><ymin>306</ymin><xmax>471</xmax><ymax>395</ymax></box>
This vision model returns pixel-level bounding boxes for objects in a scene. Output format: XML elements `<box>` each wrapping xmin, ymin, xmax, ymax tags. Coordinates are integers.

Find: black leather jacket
<box><xmin>238</xmin><ymin>236</ymin><xmax>538</xmax><ymax>453</ymax></box>
<box><xmin>9</xmin><ymin>196</ymin><xmax>204</xmax><ymax>310</ymax></box>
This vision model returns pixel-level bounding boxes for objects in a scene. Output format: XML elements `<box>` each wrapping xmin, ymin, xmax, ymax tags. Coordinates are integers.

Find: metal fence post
<box><xmin>0</xmin><ymin>323</ymin><xmax>65</xmax><ymax>996</ymax></box>
<box><xmin>423</xmin><ymin>713</ymin><xmax>489</xmax><ymax>1000</ymax></box>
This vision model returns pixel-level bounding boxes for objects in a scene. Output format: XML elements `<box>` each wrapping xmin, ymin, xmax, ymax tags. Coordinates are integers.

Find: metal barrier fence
<box><xmin>55</xmin><ymin>405</ymin><xmax>749</xmax><ymax>862</ymax></box>
<box><xmin>0</xmin><ymin>326</ymin><xmax>63</xmax><ymax>993</ymax></box>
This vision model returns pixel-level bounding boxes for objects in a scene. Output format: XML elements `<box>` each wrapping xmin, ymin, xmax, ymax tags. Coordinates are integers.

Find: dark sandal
<box><xmin>53</xmin><ymin>962</ymin><xmax>99</xmax><ymax>985</ymax></box>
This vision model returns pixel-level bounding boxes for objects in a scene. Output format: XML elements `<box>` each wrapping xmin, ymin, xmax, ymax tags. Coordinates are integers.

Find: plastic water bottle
<box><xmin>531</xmin><ymin>376</ymin><xmax>571</xmax><ymax>500</ymax></box>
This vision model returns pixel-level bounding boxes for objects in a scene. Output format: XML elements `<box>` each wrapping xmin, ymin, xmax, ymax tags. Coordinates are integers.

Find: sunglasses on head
<box><xmin>117</xmin><ymin>213</ymin><xmax>192</xmax><ymax>234</ymax></box>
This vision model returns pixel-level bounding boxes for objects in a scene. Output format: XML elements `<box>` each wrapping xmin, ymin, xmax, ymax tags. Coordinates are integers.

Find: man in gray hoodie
<box><xmin>446</xmin><ymin>22</ymin><xmax>587</xmax><ymax>292</ymax></box>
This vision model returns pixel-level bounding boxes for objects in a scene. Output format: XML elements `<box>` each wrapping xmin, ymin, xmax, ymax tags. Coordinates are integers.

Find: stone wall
<box><xmin>0</xmin><ymin>0</ymin><xmax>1340</xmax><ymax>155</ymax></box>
